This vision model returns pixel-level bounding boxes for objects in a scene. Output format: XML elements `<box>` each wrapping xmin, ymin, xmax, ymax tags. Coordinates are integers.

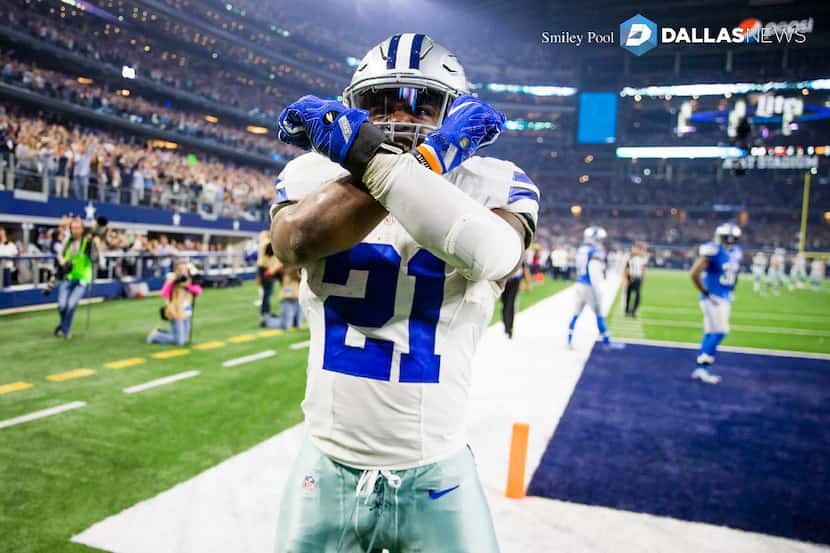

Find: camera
<box><xmin>43</xmin><ymin>261</ymin><xmax>73</xmax><ymax>295</ymax></box>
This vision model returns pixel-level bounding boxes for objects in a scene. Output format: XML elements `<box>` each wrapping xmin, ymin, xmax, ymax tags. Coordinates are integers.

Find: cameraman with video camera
<box><xmin>147</xmin><ymin>259</ymin><xmax>202</xmax><ymax>346</ymax></box>
<box><xmin>53</xmin><ymin>217</ymin><xmax>102</xmax><ymax>339</ymax></box>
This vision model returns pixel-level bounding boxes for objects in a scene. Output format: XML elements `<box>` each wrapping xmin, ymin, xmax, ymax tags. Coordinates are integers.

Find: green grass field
<box><xmin>609</xmin><ymin>269</ymin><xmax>830</xmax><ymax>354</ymax></box>
<box><xmin>0</xmin><ymin>277</ymin><xmax>567</xmax><ymax>553</ymax></box>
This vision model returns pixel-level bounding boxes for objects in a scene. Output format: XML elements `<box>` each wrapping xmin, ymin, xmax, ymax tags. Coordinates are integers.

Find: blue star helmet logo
<box><xmin>620</xmin><ymin>14</ymin><xmax>658</xmax><ymax>56</ymax></box>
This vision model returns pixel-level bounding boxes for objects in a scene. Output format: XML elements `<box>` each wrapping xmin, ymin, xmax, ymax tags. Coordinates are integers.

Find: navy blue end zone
<box><xmin>527</xmin><ymin>343</ymin><xmax>830</xmax><ymax>544</ymax></box>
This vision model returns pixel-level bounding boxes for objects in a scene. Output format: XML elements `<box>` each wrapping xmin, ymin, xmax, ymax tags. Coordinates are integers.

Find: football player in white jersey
<box><xmin>270</xmin><ymin>34</ymin><xmax>538</xmax><ymax>553</ymax></box>
<box><xmin>751</xmin><ymin>250</ymin><xmax>768</xmax><ymax>293</ymax></box>
<box><xmin>810</xmin><ymin>257</ymin><xmax>825</xmax><ymax>291</ymax></box>
<box><xmin>789</xmin><ymin>253</ymin><xmax>808</xmax><ymax>290</ymax></box>
<box><xmin>767</xmin><ymin>248</ymin><xmax>787</xmax><ymax>296</ymax></box>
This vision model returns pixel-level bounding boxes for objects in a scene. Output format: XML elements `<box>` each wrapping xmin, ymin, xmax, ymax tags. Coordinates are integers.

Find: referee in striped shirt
<box><xmin>624</xmin><ymin>244</ymin><xmax>648</xmax><ymax>317</ymax></box>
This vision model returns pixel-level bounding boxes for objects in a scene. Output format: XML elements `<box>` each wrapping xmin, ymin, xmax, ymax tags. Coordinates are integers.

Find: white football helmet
<box><xmin>583</xmin><ymin>226</ymin><xmax>607</xmax><ymax>245</ymax></box>
<box><xmin>715</xmin><ymin>222</ymin><xmax>741</xmax><ymax>244</ymax></box>
<box><xmin>342</xmin><ymin>34</ymin><xmax>469</xmax><ymax>150</ymax></box>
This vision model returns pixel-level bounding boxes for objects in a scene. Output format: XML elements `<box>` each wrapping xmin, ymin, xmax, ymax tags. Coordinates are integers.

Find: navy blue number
<box><xmin>399</xmin><ymin>250</ymin><xmax>445</xmax><ymax>383</ymax></box>
<box><xmin>322</xmin><ymin>244</ymin><xmax>445</xmax><ymax>383</ymax></box>
<box><xmin>323</xmin><ymin>244</ymin><xmax>400</xmax><ymax>381</ymax></box>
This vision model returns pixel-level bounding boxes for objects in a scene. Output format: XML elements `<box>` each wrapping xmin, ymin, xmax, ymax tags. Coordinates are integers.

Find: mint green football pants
<box><xmin>275</xmin><ymin>439</ymin><xmax>500</xmax><ymax>553</ymax></box>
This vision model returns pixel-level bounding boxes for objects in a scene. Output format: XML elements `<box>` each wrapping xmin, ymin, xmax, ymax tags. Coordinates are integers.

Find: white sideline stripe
<box><xmin>619</xmin><ymin>337</ymin><xmax>830</xmax><ymax>361</ymax></box>
<box><xmin>642</xmin><ymin>306</ymin><xmax>830</xmax><ymax>323</ymax></box>
<box><xmin>0</xmin><ymin>401</ymin><xmax>86</xmax><ymax>429</ymax></box>
<box><xmin>288</xmin><ymin>340</ymin><xmax>310</xmax><ymax>350</ymax></box>
<box><xmin>123</xmin><ymin>371</ymin><xmax>200</xmax><ymax>394</ymax></box>
<box><xmin>221</xmin><ymin>350</ymin><xmax>276</xmax><ymax>367</ymax></box>
<box><xmin>637</xmin><ymin>318</ymin><xmax>830</xmax><ymax>337</ymax></box>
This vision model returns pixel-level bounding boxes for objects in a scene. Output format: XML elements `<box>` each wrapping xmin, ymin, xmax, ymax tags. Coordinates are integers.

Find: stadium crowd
<box><xmin>0</xmin><ymin>216</ymin><xmax>244</xmax><ymax>288</ymax></box>
<box><xmin>1</xmin><ymin>104</ymin><xmax>277</xmax><ymax>219</ymax></box>
<box><xmin>0</xmin><ymin>51</ymin><xmax>304</xmax><ymax>159</ymax></box>
<box><xmin>3</xmin><ymin>0</ymin><xmax>340</xmax><ymax>114</ymax></box>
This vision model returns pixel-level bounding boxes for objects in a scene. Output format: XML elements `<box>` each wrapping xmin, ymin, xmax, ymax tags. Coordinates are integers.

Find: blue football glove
<box><xmin>414</xmin><ymin>95</ymin><xmax>505</xmax><ymax>174</ymax></box>
<box><xmin>277</xmin><ymin>95</ymin><xmax>370</xmax><ymax>165</ymax></box>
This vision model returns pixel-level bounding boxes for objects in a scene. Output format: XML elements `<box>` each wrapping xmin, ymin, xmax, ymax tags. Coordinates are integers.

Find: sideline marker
<box><xmin>506</xmin><ymin>422</ymin><xmax>530</xmax><ymax>499</ymax></box>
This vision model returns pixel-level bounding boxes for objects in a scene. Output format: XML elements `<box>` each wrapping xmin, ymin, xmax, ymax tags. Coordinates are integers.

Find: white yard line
<box><xmin>123</xmin><ymin>371</ymin><xmax>200</xmax><ymax>395</ymax></box>
<box><xmin>636</xmin><ymin>318</ymin><xmax>830</xmax><ymax>337</ymax></box>
<box><xmin>221</xmin><ymin>350</ymin><xmax>276</xmax><ymax>368</ymax></box>
<box><xmin>0</xmin><ymin>401</ymin><xmax>86</xmax><ymax>430</ymax></box>
<box><xmin>618</xmin><ymin>337</ymin><xmax>830</xmax><ymax>361</ymax></box>
<box><xmin>288</xmin><ymin>340</ymin><xmax>310</xmax><ymax>350</ymax></box>
<box><xmin>642</xmin><ymin>305</ymin><xmax>830</xmax><ymax>323</ymax></box>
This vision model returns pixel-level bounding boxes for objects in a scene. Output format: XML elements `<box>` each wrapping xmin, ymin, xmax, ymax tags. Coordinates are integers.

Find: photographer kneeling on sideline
<box><xmin>53</xmin><ymin>217</ymin><xmax>102</xmax><ymax>339</ymax></box>
<box><xmin>147</xmin><ymin>260</ymin><xmax>202</xmax><ymax>346</ymax></box>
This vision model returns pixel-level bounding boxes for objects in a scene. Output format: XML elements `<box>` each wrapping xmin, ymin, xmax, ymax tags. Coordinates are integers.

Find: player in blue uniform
<box><xmin>689</xmin><ymin>222</ymin><xmax>743</xmax><ymax>384</ymax></box>
<box><xmin>567</xmin><ymin>226</ymin><xmax>623</xmax><ymax>350</ymax></box>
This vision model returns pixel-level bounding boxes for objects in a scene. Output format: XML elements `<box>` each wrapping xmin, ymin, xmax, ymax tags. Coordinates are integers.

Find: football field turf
<box><xmin>0</xmin><ymin>278</ymin><xmax>567</xmax><ymax>553</ymax></box>
<box><xmin>608</xmin><ymin>268</ymin><xmax>830</xmax><ymax>355</ymax></box>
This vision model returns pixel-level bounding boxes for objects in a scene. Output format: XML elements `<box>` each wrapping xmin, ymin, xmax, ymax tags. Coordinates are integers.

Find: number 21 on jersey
<box><xmin>321</xmin><ymin>243</ymin><xmax>445</xmax><ymax>384</ymax></box>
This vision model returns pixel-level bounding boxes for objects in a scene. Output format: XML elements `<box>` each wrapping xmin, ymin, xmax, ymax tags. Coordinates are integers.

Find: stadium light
<box><xmin>76</xmin><ymin>76</ymin><xmax>93</xmax><ymax>85</ymax></box>
<box><xmin>204</xmin><ymin>115</ymin><xmax>219</xmax><ymax>124</ymax></box>
<box><xmin>122</xmin><ymin>65</ymin><xmax>136</xmax><ymax>79</ymax></box>
<box><xmin>620</xmin><ymin>78</ymin><xmax>830</xmax><ymax>98</ymax></box>
<box><xmin>469</xmin><ymin>83</ymin><xmax>578</xmax><ymax>97</ymax></box>
<box><xmin>616</xmin><ymin>146</ymin><xmax>746</xmax><ymax>159</ymax></box>
<box><xmin>246</xmin><ymin>125</ymin><xmax>269</xmax><ymax>135</ymax></box>
<box><xmin>570</xmin><ymin>205</ymin><xmax>583</xmax><ymax>216</ymax></box>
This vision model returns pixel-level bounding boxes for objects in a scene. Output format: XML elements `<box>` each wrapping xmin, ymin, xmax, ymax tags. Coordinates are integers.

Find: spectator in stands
<box><xmin>54</xmin><ymin>142</ymin><xmax>71</xmax><ymax>197</ymax></box>
<box><xmin>147</xmin><ymin>259</ymin><xmax>202</xmax><ymax>346</ymax></box>
<box><xmin>155</xmin><ymin>234</ymin><xmax>175</xmax><ymax>273</ymax></box>
<box><xmin>550</xmin><ymin>243</ymin><xmax>569</xmax><ymax>280</ymax></box>
<box><xmin>0</xmin><ymin>226</ymin><xmax>18</xmax><ymax>287</ymax></box>
<box><xmin>71</xmin><ymin>136</ymin><xmax>96</xmax><ymax>200</ymax></box>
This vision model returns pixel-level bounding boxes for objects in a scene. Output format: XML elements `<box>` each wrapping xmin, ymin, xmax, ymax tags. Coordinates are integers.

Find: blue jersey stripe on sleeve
<box><xmin>508</xmin><ymin>186</ymin><xmax>539</xmax><ymax>203</ymax></box>
<box><xmin>513</xmin><ymin>171</ymin><xmax>534</xmax><ymax>185</ymax></box>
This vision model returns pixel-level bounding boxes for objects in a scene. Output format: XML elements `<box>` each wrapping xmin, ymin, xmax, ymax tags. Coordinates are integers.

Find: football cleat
<box><xmin>696</xmin><ymin>353</ymin><xmax>715</xmax><ymax>366</ymax></box>
<box><xmin>692</xmin><ymin>367</ymin><xmax>721</xmax><ymax>384</ymax></box>
<box><xmin>602</xmin><ymin>341</ymin><xmax>626</xmax><ymax>351</ymax></box>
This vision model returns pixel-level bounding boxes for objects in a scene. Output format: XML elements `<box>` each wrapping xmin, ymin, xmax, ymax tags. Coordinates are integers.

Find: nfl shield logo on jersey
<box><xmin>302</xmin><ymin>474</ymin><xmax>317</xmax><ymax>494</ymax></box>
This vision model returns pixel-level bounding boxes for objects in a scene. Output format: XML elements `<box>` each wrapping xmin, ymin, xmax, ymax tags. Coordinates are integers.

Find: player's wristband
<box><xmin>702</xmin><ymin>289</ymin><xmax>711</xmax><ymax>298</ymax></box>
<box><xmin>342</xmin><ymin>122</ymin><xmax>402</xmax><ymax>180</ymax></box>
<box><xmin>412</xmin><ymin>143</ymin><xmax>444</xmax><ymax>174</ymax></box>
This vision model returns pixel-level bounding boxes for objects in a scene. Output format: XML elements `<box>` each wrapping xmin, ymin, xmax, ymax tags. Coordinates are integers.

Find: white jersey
<box><xmin>752</xmin><ymin>252</ymin><xmax>768</xmax><ymax>273</ymax></box>
<box><xmin>273</xmin><ymin>153</ymin><xmax>539</xmax><ymax>469</ymax></box>
<box><xmin>792</xmin><ymin>255</ymin><xmax>807</xmax><ymax>272</ymax></box>
<box><xmin>811</xmin><ymin>259</ymin><xmax>825</xmax><ymax>278</ymax></box>
<box><xmin>770</xmin><ymin>252</ymin><xmax>785</xmax><ymax>272</ymax></box>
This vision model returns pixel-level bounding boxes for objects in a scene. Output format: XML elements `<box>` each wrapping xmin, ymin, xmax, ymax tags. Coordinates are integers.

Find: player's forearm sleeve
<box><xmin>363</xmin><ymin>153</ymin><xmax>522</xmax><ymax>281</ymax></box>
